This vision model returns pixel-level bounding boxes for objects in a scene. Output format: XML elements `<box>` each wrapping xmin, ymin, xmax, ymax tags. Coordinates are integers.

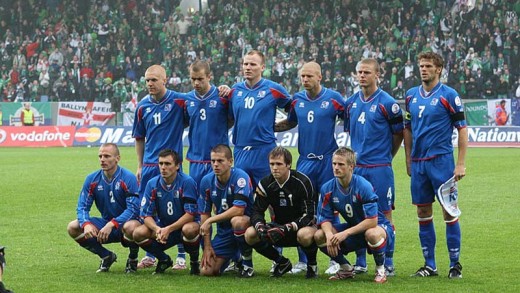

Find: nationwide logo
<box><xmin>75</xmin><ymin>127</ymin><xmax>102</xmax><ymax>143</ymax></box>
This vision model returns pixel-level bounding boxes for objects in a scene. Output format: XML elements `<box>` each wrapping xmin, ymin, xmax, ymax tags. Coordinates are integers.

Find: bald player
<box><xmin>130</xmin><ymin>64</ymin><xmax>188</xmax><ymax>269</ymax></box>
<box><xmin>275</xmin><ymin>61</ymin><xmax>346</xmax><ymax>274</ymax></box>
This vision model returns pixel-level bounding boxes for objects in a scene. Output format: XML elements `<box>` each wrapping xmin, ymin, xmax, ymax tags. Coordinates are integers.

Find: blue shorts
<box><xmin>234</xmin><ymin>144</ymin><xmax>275</xmax><ymax>187</ymax></box>
<box><xmin>355</xmin><ymin>165</ymin><xmax>395</xmax><ymax>213</ymax></box>
<box><xmin>88</xmin><ymin>217</ymin><xmax>124</xmax><ymax>244</ymax></box>
<box><xmin>411</xmin><ymin>154</ymin><xmax>454</xmax><ymax>206</ymax></box>
<box><xmin>333</xmin><ymin>222</ymin><xmax>394</xmax><ymax>254</ymax></box>
<box><xmin>189</xmin><ymin>162</ymin><xmax>212</xmax><ymax>186</ymax></box>
<box><xmin>212</xmin><ymin>232</ymin><xmax>238</xmax><ymax>260</ymax></box>
<box><xmin>139</xmin><ymin>165</ymin><xmax>160</xmax><ymax>195</ymax></box>
<box><xmin>297</xmin><ymin>155</ymin><xmax>333</xmax><ymax>192</ymax></box>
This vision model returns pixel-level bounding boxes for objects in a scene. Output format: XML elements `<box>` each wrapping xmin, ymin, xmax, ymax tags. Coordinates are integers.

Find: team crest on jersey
<box><xmin>174</xmin><ymin>191</ymin><xmax>180</xmax><ymax>198</ymax></box>
<box><xmin>237</xmin><ymin>178</ymin><xmax>246</xmax><ymax>188</ymax></box>
<box><xmin>392</xmin><ymin>103</ymin><xmax>400</xmax><ymax>114</ymax></box>
<box><xmin>455</xmin><ymin>96</ymin><xmax>462</xmax><ymax>106</ymax></box>
<box><xmin>321</xmin><ymin>101</ymin><xmax>330</xmax><ymax>109</ymax></box>
<box><xmin>431</xmin><ymin>98</ymin><xmax>438</xmax><ymax>106</ymax></box>
<box><xmin>352</xmin><ymin>103</ymin><xmax>357</xmax><ymax>108</ymax></box>
<box><xmin>332</xmin><ymin>197</ymin><xmax>339</xmax><ymax>203</ymax></box>
<box><xmin>211</xmin><ymin>191</ymin><xmax>217</xmax><ymax>198</ymax></box>
<box><xmin>115</xmin><ymin>182</ymin><xmax>120</xmax><ymax>191</ymax></box>
<box><xmin>97</xmin><ymin>185</ymin><xmax>103</xmax><ymax>191</ymax></box>
<box><xmin>146</xmin><ymin>107</ymin><xmax>152</xmax><ymax>113</ymax></box>
<box><xmin>370</xmin><ymin>105</ymin><xmax>377</xmax><ymax>112</ymax></box>
<box><xmin>257</xmin><ymin>91</ymin><xmax>266</xmax><ymax>98</ymax></box>
<box><xmin>299</xmin><ymin>102</ymin><xmax>305</xmax><ymax>108</ymax></box>
<box><xmin>237</xmin><ymin>91</ymin><xmax>243</xmax><ymax>96</ymax></box>
<box><xmin>190</xmin><ymin>101</ymin><xmax>195</xmax><ymax>107</ymax></box>
<box><xmin>209</xmin><ymin>100</ymin><xmax>217</xmax><ymax>108</ymax></box>
<box><xmin>412</xmin><ymin>98</ymin><xmax>417</xmax><ymax>103</ymax></box>
<box><xmin>141</xmin><ymin>197</ymin><xmax>146</xmax><ymax>207</ymax></box>
<box><xmin>164</xmin><ymin>104</ymin><xmax>172</xmax><ymax>111</ymax></box>
<box><xmin>157</xmin><ymin>192</ymin><xmax>162</xmax><ymax>198</ymax></box>
<box><xmin>352</xmin><ymin>195</ymin><xmax>357</xmax><ymax>203</ymax></box>
<box><xmin>280</xmin><ymin>199</ymin><xmax>287</xmax><ymax>206</ymax></box>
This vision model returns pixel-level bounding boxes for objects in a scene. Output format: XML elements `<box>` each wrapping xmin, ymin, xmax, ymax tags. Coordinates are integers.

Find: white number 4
<box><xmin>357</xmin><ymin>112</ymin><xmax>366</xmax><ymax>124</ymax></box>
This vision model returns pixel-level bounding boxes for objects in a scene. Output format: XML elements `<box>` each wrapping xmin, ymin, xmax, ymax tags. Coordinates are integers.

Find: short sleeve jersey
<box><xmin>317</xmin><ymin>174</ymin><xmax>390</xmax><ymax>227</ymax></box>
<box><xmin>198</xmin><ymin>167</ymin><xmax>254</xmax><ymax>234</ymax></box>
<box><xmin>132</xmin><ymin>90</ymin><xmax>186</xmax><ymax>164</ymax></box>
<box><xmin>229</xmin><ymin>78</ymin><xmax>291</xmax><ymax>147</ymax></box>
<box><xmin>184</xmin><ymin>85</ymin><xmax>230</xmax><ymax>162</ymax></box>
<box><xmin>288</xmin><ymin>87</ymin><xmax>345</xmax><ymax>158</ymax></box>
<box><xmin>404</xmin><ymin>82</ymin><xmax>466</xmax><ymax>160</ymax></box>
<box><xmin>345</xmin><ymin>88</ymin><xmax>404</xmax><ymax>165</ymax></box>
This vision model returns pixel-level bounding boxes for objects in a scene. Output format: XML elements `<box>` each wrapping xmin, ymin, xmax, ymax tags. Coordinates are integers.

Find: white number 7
<box><xmin>418</xmin><ymin>105</ymin><xmax>425</xmax><ymax>118</ymax></box>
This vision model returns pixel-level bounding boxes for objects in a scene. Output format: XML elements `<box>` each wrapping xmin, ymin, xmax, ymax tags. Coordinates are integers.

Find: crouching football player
<box><xmin>67</xmin><ymin>143</ymin><xmax>140</xmax><ymax>273</ymax></box>
<box><xmin>129</xmin><ymin>149</ymin><xmax>201</xmax><ymax>275</ymax></box>
<box><xmin>315</xmin><ymin>147</ymin><xmax>393</xmax><ymax>283</ymax></box>
<box><xmin>245</xmin><ymin>147</ymin><xmax>318</xmax><ymax>278</ymax></box>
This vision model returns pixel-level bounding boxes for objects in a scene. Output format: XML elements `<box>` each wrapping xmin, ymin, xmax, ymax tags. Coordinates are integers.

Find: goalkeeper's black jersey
<box><xmin>251</xmin><ymin>170</ymin><xmax>316</xmax><ymax>230</ymax></box>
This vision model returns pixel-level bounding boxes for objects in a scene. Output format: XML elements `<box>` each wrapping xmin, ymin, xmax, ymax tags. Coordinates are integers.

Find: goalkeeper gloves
<box><xmin>265</xmin><ymin>226</ymin><xmax>285</xmax><ymax>244</ymax></box>
<box><xmin>255</xmin><ymin>223</ymin><xmax>269</xmax><ymax>242</ymax></box>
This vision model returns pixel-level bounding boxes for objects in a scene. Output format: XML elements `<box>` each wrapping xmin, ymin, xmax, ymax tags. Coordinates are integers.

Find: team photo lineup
<box><xmin>11</xmin><ymin>0</ymin><xmax>520</xmax><ymax>291</ymax></box>
<box><xmin>64</xmin><ymin>49</ymin><xmax>466</xmax><ymax>285</ymax></box>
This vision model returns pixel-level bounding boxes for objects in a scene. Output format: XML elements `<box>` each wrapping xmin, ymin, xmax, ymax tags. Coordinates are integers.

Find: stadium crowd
<box><xmin>0</xmin><ymin>0</ymin><xmax>519</xmax><ymax>106</ymax></box>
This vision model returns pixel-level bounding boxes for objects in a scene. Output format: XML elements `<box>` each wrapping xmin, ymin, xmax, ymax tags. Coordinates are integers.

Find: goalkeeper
<box><xmin>244</xmin><ymin>147</ymin><xmax>318</xmax><ymax>278</ymax></box>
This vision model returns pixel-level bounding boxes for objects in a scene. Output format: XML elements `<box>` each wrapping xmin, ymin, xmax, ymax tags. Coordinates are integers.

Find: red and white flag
<box><xmin>57</xmin><ymin>102</ymin><xmax>115</xmax><ymax>126</ymax></box>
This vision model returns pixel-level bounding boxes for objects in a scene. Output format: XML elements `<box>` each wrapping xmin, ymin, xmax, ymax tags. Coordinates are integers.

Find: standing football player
<box><xmin>275</xmin><ymin>61</ymin><xmax>345</xmax><ymax>275</ymax></box>
<box><xmin>404</xmin><ymin>52</ymin><xmax>467</xmax><ymax>278</ymax></box>
<box><xmin>229</xmin><ymin>50</ymin><xmax>292</xmax><ymax>187</ymax></box>
<box><xmin>344</xmin><ymin>58</ymin><xmax>404</xmax><ymax>276</ymax></box>
<box><xmin>131</xmin><ymin>64</ymin><xmax>188</xmax><ymax>270</ymax></box>
<box><xmin>184</xmin><ymin>60</ymin><xmax>232</xmax><ymax>186</ymax></box>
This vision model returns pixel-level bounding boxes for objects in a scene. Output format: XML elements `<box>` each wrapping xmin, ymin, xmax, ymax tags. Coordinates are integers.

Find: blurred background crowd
<box><xmin>0</xmin><ymin>0</ymin><xmax>519</xmax><ymax>108</ymax></box>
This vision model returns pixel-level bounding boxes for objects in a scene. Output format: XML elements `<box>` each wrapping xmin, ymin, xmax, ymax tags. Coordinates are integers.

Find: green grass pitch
<box><xmin>0</xmin><ymin>146</ymin><xmax>519</xmax><ymax>292</ymax></box>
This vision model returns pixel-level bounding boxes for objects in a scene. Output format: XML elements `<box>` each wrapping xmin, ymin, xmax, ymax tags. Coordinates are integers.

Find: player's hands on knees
<box><xmin>265</xmin><ymin>224</ymin><xmax>285</xmax><ymax>244</ymax></box>
<box><xmin>326</xmin><ymin>233</ymin><xmax>340</xmax><ymax>257</ymax></box>
<box><xmin>83</xmin><ymin>223</ymin><xmax>99</xmax><ymax>240</ymax></box>
<box><xmin>255</xmin><ymin>223</ymin><xmax>269</xmax><ymax>242</ymax></box>
<box><xmin>97</xmin><ymin>224</ymin><xmax>114</xmax><ymax>243</ymax></box>
<box><xmin>156</xmin><ymin>227</ymin><xmax>170</xmax><ymax>244</ymax></box>
<box><xmin>201</xmin><ymin>246</ymin><xmax>216</xmax><ymax>269</ymax></box>
<box><xmin>200</xmin><ymin>222</ymin><xmax>211</xmax><ymax>237</ymax></box>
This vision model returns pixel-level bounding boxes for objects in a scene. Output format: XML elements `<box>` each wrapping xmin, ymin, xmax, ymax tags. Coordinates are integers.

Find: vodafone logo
<box><xmin>0</xmin><ymin>129</ymin><xmax>6</xmax><ymax>144</ymax></box>
<box><xmin>75</xmin><ymin>127</ymin><xmax>102</xmax><ymax>143</ymax></box>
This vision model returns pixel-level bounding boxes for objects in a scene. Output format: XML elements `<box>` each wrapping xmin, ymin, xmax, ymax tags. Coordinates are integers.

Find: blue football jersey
<box><xmin>77</xmin><ymin>166</ymin><xmax>139</xmax><ymax>228</ymax></box>
<box><xmin>404</xmin><ymin>82</ymin><xmax>467</xmax><ymax>160</ymax></box>
<box><xmin>345</xmin><ymin>88</ymin><xmax>404</xmax><ymax>165</ymax></box>
<box><xmin>198</xmin><ymin>167</ymin><xmax>254</xmax><ymax>234</ymax></box>
<box><xmin>317</xmin><ymin>174</ymin><xmax>390</xmax><ymax>227</ymax></box>
<box><xmin>132</xmin><ymin>90</ymin><xmax>186</xmax><ymax>164</ymax></box>
<box><xmin>140</xmin><ymin>172</ymin><xmax>199</xmax><ymax>226</ymax></box>
<box><xmin>184</xmin><ymin>86</ymin><xmax>230</xmax><ymax>162</ymax></box>
<box><xmin>229</xmin><ymin>78</ymin><xmax>291</xmax><ymax>147</ymax></box>
<box><xmin>288</xmin><ymin>87</ymin><xmax>345</xmax><ymax>158</ymax></box>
